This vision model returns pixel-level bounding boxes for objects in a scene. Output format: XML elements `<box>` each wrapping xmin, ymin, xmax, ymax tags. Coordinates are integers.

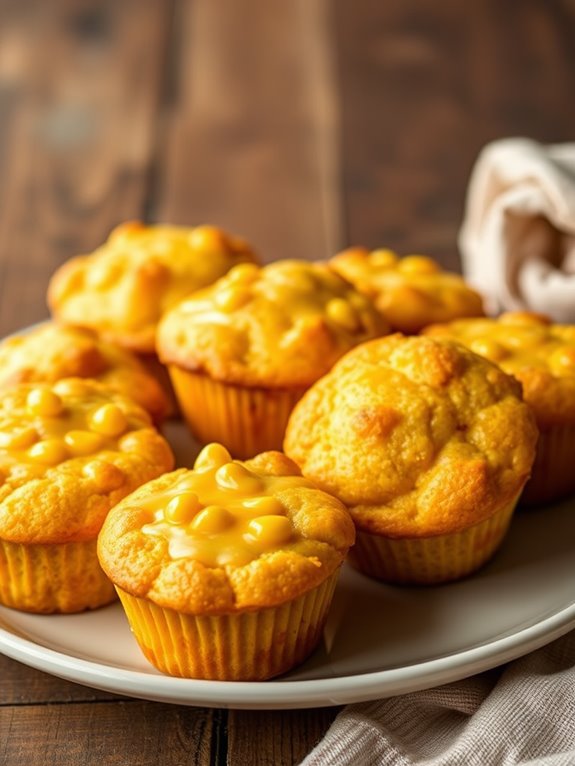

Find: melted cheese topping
<box><xmin>330</xmin><ymin>248</ymin><xmax>484</xmax><ymax>333</ymax></box>
<box><xmin>157</xmin><ymin>260</ymin><xmax>388</xmax><ymax>387</ymax></box>
<box><xmin>0</xmin><ymin>380</ymin><xmax>148</xmax><ymax>480</ymax></box>
<box><xmin>141</xmin><ymin>443</ymin><xmax>312</xmax><ymax>567</ymax></box>
<box><xmin>426</xmin><ymin>313</ymin><xmax>575</xmax><ymax>378</ymax></box>
<box><xmin>48</xmin><ymin>222</ymin><xmax>259</xmax><ymax>352</ymax></box>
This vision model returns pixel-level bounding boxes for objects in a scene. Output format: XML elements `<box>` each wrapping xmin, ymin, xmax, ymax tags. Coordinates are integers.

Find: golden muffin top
<box><xmin>48</xmin><ymin>222</ymin><xmax>259</xmax><ymax>353</ymax></box>
<box><xmin>329</xmin><ymin>248</ymin><xmax>484</xmax><ymax>334</ymax></box>
<box><xmin>0</xmin><ymin>322</ymin><xmax>169</xmax><ymax>424</ymax></box>
<box><xmin>157</xmin><ymin>260</ymin><xmax>388</xmax><ymax>388</ymax></box>
<box><xmin>424</xmin><ymin>312</ymin><xmax>575</xmax><ymax>428</ymax></box>
<box><xmin>284</xmin><ymin>335</ymin><xmax>538</xmax><ymax>538</ymax></box>
<box><xmin>0</xmin><ymin>379</ymin><xmax>174</xmax><ymax>545</ymax></box>
<box><xmin>97</xmin><ymin>443</ymin><xmax>355</xmax><ymax>614</ymax></box>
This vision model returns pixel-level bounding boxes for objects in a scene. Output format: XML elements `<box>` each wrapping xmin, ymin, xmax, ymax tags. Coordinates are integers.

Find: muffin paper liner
<box><xmin>521</xmin><ymin>424</ymin><xmax>575</xmax><ymax>506</ymax></box>
<box><xmin>348</xmin><ymin>496</ymin><xmax>519</xmax><ymax>585</ymax></box>
<box><xmin>116</xmin><ymin>569</ymin><xmax>340</xmax><ymax>680</ymax></box>
<box><xmin>0</xmin><ymin>538</ymin><xmax>116</xmax><ymax>613</ymax></box>
<box><xmin>168</xmin><ymin>366</ymin><xmax>306</xmax><ymax>459</ymax></box>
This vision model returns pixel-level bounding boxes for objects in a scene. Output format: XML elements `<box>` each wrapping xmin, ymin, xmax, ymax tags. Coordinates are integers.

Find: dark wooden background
<box><xmin>0</xmin><ymin>1</ymin><xmax>574</xmax><ymax>763</ymax></box>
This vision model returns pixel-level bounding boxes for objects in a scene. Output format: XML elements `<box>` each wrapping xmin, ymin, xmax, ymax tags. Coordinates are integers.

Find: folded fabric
<box><xmin>301</xmin><ymin>629</ymin><xmax>575</xmax><ymax>766</ymax></box>
<box><xmin>459</xmin><ymin>138</ymin><xmax>575</xmax><ymax>322</ymax></box>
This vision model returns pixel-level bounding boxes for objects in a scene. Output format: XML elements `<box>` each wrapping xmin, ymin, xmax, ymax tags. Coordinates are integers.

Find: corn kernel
<box><xmin>370</xmin><ymin>249</ymin><xmax>398</xmax><ymax>268</ymax></box>
<box><xmin>189</xmin><ymin>225</ymin><xmax>224</xmax><ymax>251</ymax></box>
<box><xmin>550</xmin><ymin>347</ymin><xmax>575</xmax><ymax>373</ymax></box>
<box><xmin>27</xmin><ymin>388</ymin><xmax>63</xmax><ymax>417</ymax></box>
<box><xmin>242</xmin><ymin>496</ymin><xmax>285</xmax><ymax>516</ymax></box>
<box><xmin>398</xmin><ymin>255</ymin><xmax>440</xmax><ymax>275</ymax></box>
<box><xmin>268</xmin><ymin>263</ymin><xmax>316</xmax><ymax>291</ymax></box>
<box><xmin>246</xmin><ymin>515</ymin><xmax>293</xmax><ymax>548</ymax></box>
<box><xmin>326</xmin><ymin>298</ymin><xmax>360</xmax><ymax>332</ymax></box>
<box><xmin>64</xmin><ymin>430</ymin><xmax>105</xmax><ymax>456</ymax></box>
<box><xmin>165</xmin><ymin>492</ymin><xmax>202</xmax><ymax>524</ymax></box>
<box><xmin>214</xmin><ymin>286</ymin><xmax>251</xmax><ymax>312</ymax></box>
<box><xmin>86</xmin><ymin>261</ymin><xmax>122</xmax><ymax>289</ymax></box>
<box><xmin>215</xmin><ymin>462</ymin><xmax>262</xmax><ymax>493</ymax></box>
<box><xmin>228</xmin><ymin>263</ymin><xmax>260</xmax><ymax>283</ymax></box>
<box><xmin>470</xmin><ymin>339</ymin><xmax>508</xmax><ymax>363</ymax></box>
<box><xmin>0</xmin><ymin>427</ymin><xmax>38</xmax><ymax>450</ymax></box>
<box><xmin>53</xmin><ymin>379</ymin><xmax>87</xmax><ymax>397</ymax></box>
<box><xmin>28</xmin><ymin>439</ymin><xmax>68</xmax><ymax>465</ymax></box>
<box><xmin>499</xmin><ymin>312</ymin><xmax>549</xmax><ymax>327</ymax></box>
<box><xmin>194</xmin><ymin>443</ymin><xmax>232</xmax><ymax>472</ymax></box>
<box><xmin>82</xmin><ymin>460</ymin><xmax>125</xmax><ymax>490</ymax></box>
<box><xmin>190</xmin><ymin>505</ymin><xmax>233</xmax><ymax>534</ymax></box>
<box><xmin>89</xmin><ymin>404</ymin><xmax>128</xmax><ymax>437</ymax></box>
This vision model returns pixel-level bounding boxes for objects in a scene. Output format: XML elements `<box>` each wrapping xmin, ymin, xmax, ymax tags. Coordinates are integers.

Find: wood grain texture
<box><xmin>0</xmin><ymin>0</ymin><xmax>173</xmax><ymax>337</ymax></box>
<box><xmin>0</xmin><ymin>655</ymin><xmax>119</xmax><ymax>704</ymax></box>
<box><xmin>0</xmin><ymin>701</ymin><xmax>214</xmax><ymax>766</ymax></box>
<box><xmin>227</xmin><ymin>709</ymin><xmax>339</xmax><ymax>766</ymax></box>
<box><xmin>333</xmin><ymin>0</ymin><xmax>575</xmax><ymax>269</ymax></box>
<box><xmin>157</xmin><ymin>0</ymin><xmax>342</xmax><ymax>263</ymax></box>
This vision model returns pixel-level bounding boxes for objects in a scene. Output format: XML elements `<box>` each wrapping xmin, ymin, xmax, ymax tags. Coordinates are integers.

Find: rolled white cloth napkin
<box><xmin>301</xmin><ymin>630</ymin><xmax>575</xmax><ymax>765</ymax></box>
<box><xmin>459</xmin><ymin>138</ymin><xmax>575</xmax><ymax>321</ymax></box>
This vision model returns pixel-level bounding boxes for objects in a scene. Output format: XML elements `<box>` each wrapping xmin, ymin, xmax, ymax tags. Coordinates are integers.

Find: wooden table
<box><xmin>0</xmin><ymin>1</ymin><xmax>573</xmax><ymax>763</ymax></box>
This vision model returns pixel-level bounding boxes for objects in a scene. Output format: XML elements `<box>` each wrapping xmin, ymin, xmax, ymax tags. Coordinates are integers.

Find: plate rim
<box><xmin>1</xmin><ymin>599</ymin><xmax>574</xmax><ymax>709</ymax></box>
<box><xmin>0</xmin><ymin>322</ymin><xmax>574</xmax><ymax>709</ymax></box>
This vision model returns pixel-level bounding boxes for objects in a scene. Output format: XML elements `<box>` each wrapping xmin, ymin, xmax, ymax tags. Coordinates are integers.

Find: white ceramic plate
<box><xmin>0</xmin><ymin>418</ymin><xmax>574</xmax><ymax>708</ymax></box>
<box><xmin>0</xmin><ymin>389</ymin><xmax>574</xmax><ymax>709</ymax></box>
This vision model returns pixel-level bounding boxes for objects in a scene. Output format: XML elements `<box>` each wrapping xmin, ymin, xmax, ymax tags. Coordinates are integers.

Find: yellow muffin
<box><xmin>285</xmin><ymin>335</ymin><xmax>538</xmax><ymax>585</ymax></box>
<box><xmin>424</xmin><ymin>312</ymin><xmax>575</xmax><ymax>505</ymax></box>
<box><xmin>157</xmin><ymin>260</ymin><xmax>388</xmax><ymax>458</ymax></box>
<box><xmin>0</xmin><ymin>379</ymin><xmax>174</xmax><ymax>613</ymax></box>
<box><xmin>97</xmin><ymin>443</ymin><xmax>355</xmax><ymax>680</ymax></box>
<box><xmin>329</xmin><ymin>248</ymin><xmax>484</xmax><ymax>334</ymax></box>
<box><xmin>0</xmin><ymin>323</ymin><xmax>169</xmax><ymax>425</ymax></box>
<box><xmin>47</xmin><ymin>221</ymin><xmax>259</xmax><ymax>354</ymax></box>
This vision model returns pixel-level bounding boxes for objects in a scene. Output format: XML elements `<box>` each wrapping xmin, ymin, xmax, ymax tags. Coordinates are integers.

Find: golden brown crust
<box><xmin>97</xmin><ymin>452</ymin><xmax>355</xmax><ymax>615</ymax></box>
<box><xmin>157</xmin><ymin>260</ymin><xmax>388</xmax><ymax>388</ymax></box>
<box><xmin>0</xmin><ymin>379</ymin><xmax>174</xmax><ymax>544</ymax></box>
<box><xmin>48</xmin><ymin>222</ymin><xmax>259</xmax><ymax>353</ymax></box>
<box><xmin>0</xmin><ymin>322</ymin><xmax>169</xmax><ymax>423</ymax></box>
<box><xmin>424</xmin><ymin>312</ymin><xmax>575</xmax><ymax>428</ymax></box>
<box><xmin>284</xmin><ymin>335</ymin><xmax>538</xmax><ymax>538</ymax></box>
<box><xmin>330</xmin><ymin>248</ymin><xmax>484</xmax><ymax>334</ymax></box>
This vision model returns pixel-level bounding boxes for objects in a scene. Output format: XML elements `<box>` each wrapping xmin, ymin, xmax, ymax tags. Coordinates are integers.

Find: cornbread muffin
<box><xmin>97</xmin><ymin>443</ymin><xmax>355</xmax><ymax>680</ymax></box>
<box><xmin>285</xmin><ymin>335</ymin><xmax>538</xmax><ymax>584</ymax></box>
<box><xmin>329</xmin><ymin>248</ymin><xmax>484</xmax><ymax>334</ymax></box>
<box><xmin>0</xmin><ymin>323</ymin><xmax>169</xmax><ymax>424</ymax></box>
<box><xmin>47</xmin><ymin>221</ymin><xmax>259</xmax><ymax>353</ymax></box>
<box><xmin>424</xmin><ymin>312</ymin><xmax>575</xmax><ymax>505</ymax></box>
<box><xmin>0</xmin><ymin>379</ymin><xmax>174</xmax><ymax>613</ymax></box>
<box><xmin>157</xmin><ymin>259</ymin><xmax>388</xmax><ymax>457</ymax></box>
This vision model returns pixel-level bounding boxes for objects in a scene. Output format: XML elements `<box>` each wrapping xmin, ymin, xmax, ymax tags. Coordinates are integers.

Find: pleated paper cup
<box><xmin>521</xmin><ymin>424</ymin><xmax>575</xmax><ymax>506</ymax></box>
<box><xmin>168</xmin><ymin>366</ymin><xmax>307</xmax><ymax>459</ymax></box>
<box><xmin>116</xmin><ymin>569</ymin><xmax>340</xmax><ymax>681</ymax></box>
<box><xmin>348</xmin><ymin>495</ymin><xmax>519</xmax><ymax>585</ymax></box>
<box><xmin>0</xmin><ymin>538</ymin><xmax>116</xmax><ymax>613</ymax></box>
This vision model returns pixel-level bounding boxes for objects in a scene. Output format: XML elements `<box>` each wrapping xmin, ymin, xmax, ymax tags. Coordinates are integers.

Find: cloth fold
<box><xmin>302</xmin><ymin>630</ymin><xmax>575</xmax><ymax>766</ymax></box>
<box><xmin>459</xmin><ymin>138</ymin><xmax>575</xmax><ymax>321</ymax></box>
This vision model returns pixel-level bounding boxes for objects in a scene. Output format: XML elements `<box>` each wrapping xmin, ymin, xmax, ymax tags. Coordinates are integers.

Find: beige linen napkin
<box><xmin>301</xmin><ymin>630</ymin><xmax>575</xmax><ymax>765</ymax></box>
<box><xmin>459</xmin><ymin>138</ymin><xmax>575</xmax><ymax>321</ymax></box>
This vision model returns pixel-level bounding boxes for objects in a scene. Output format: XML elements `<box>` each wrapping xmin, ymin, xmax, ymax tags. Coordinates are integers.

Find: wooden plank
<box><xmin>0</xmin><ymin>656</ymin><xmax>120</xmax><ymax>704</ymax></box>
<box><xmin>0</xmin><ymin>701</ymin><xmax>214</xmax><ymax>766</ymax></box>
<box><xmin>0</xmin><ymin>0</ymin><xmax>173</xmax><ymax>337</ymax></box>
<box><xmin>333</xmin><ymin>0</ymin><xmax>575</xmax><ymax>270</ymax></box>
<box><xmin>227</xmin><ymin>709</ymin><xmax>339</xmax><ymax>766</ymax></box>
<box><xmin>156</xmin><ymin>0</ymin><xmax>342</xmax><ymax>263</ymax></box>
